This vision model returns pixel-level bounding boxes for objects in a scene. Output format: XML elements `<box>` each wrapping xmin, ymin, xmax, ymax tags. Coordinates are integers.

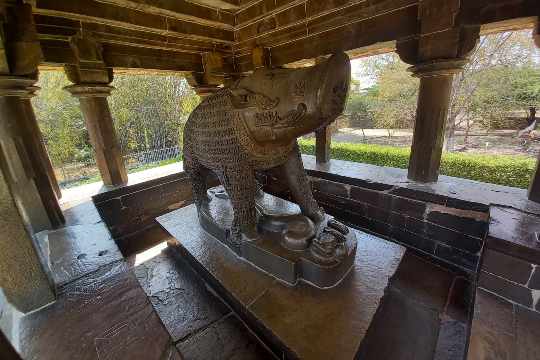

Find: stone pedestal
<box><xmin>158</xmin><ymin>205</ymin><xmax>406</xmax><ymax>359</ymax></box>
<box><xmin>408</xmin><ymin>60</ymin><xmax>467</xmax><ymax>183</ymax></box>
<box><xmin>65</xmin><ymin>84</ymin><xmax>127</xmax><ymax>186</ymax></box>
<box><xmin>0</xmin><ymin>76</ymin><xmax>64</xmax><ymax>230</ymax></box>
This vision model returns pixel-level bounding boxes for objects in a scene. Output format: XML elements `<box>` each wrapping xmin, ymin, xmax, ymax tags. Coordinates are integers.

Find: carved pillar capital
<box><xmin>3</xmin><ymin>1</ymin><xmax>43</xmax><ymax>77</ymax></box>
<box><xmin>64</xmin><ymin>83</ymin><xmax>114</xmax><ymax>98</ymax></box>
<box><xmin>64</xmin><ymin>34</ymin><xmax>113</xmax><ymax>85</ymax></box>
<box><xmin>0</xmin><ymin>75</ymin><xmax>39</xmax><ymax>97</ymax></box>
<box><xmin>408</xmin><ymin>58</ymin><xmax>468</xmax><ymax>78</ymax></box>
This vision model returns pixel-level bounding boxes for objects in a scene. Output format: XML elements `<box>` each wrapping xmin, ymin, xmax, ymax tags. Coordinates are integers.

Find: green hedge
<box><xmin>298</xmin><ymin>139</ymin><xmax>535</xmax><ymax>189</ymax></box>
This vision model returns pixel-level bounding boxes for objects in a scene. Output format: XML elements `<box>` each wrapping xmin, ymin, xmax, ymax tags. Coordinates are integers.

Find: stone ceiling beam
<box><xmin>34</xmin><ymin>0</ymin><xmax>235</xmax><ymax>45</ymax></box>
<box><xmin>266</xmin><ymin>5</ymin><xmax>417</xmax><ymax>68</ymax></box>
<box><xmin>34</xmin><ymin>15</ymin><xmax>233</xmax><ymax>56</ymax></box>
<box><xmin>94</xmin><ymin>0</ymin><xmax>235</xmax><ymax>29</ymax></box>
<box><xmin>190</xmin><ymin>0</ymin><xmax>242</xmax><ymax>12</ymax></box>
<box><xmin>40</xmin><ymin>39</ymin><xmax>205</xmax><ymax>73</ymax></box>
<box><xmin>234</xmin><ymin>0</ymin><xmax>416</xmax><ymax>54</ymax></box>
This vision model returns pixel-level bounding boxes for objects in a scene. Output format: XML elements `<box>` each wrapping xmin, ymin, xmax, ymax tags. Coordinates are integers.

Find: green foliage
<box><xmin>346</xmin><ymin>93</ymin><xmax>374</xmax><ymax>127</ymax></box>
<box><xmin>369</xmin><ymin>56</ymin><xmax>419</xmax><ymax>129</ymax></box>
<box><xmin>109</xmin><ymin>73</ymin><xmax>199</xmax><ymax>153</ymax></box>
<box><xmin>32</xmin><ymin>71</ymin><xmax>87</xmax><ymax>166</ymax></box>
<box><xmin>298</xmin><ymin>139</ymin><xmax>534</xmax><ymax>189</ymax></box>
<box><xmin>32</xmin><ymin>71</ymin><xmax>199</xmax><ymax>170</ymax></box>
<box><xmin>469</xmin><ymin>66</ymin><xmax>540</xmax><ymax>129</ymax></box>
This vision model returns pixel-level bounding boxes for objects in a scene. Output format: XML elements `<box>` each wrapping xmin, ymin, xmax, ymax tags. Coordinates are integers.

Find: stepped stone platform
<box><xmin>158</xmin><ymin>204</ymin><xmax>470</xmax><ymax>360</ymax></box>
<box><xmin>9</xmin><ymin>198</ymin><xmax>477</xmax><ymax>360</ymax></box>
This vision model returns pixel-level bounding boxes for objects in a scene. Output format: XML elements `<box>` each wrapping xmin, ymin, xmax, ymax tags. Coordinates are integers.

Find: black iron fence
<box><xmin>55</xmin><ymin>146</ymin><xmax>182</xmax><ymax>188</ymax></box>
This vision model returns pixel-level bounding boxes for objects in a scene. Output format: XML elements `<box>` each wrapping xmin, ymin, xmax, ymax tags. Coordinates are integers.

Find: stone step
<box><xmin>34</xmin><ymin>223</ymin><xmax>123</xmax><ymax>290</ymax></box>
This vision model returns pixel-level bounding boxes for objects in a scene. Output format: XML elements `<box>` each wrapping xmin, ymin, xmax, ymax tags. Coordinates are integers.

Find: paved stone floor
<box><xmin>19</xmin><ymin>199</ymin><xmax>474</xmax><ymax>359</ymax></box>
<box><xmin>468</xmin><ymin>288</ymin><xmax>540</xmax><ymax>360</ymax></box>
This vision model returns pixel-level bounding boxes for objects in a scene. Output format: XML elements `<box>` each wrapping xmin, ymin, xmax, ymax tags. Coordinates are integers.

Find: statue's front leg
<box><xmin>280</xmin><ymin>143</ymin><xmax>324</xmax><ymax>223</ymax></box>
<box><xmin>221</xmin><ymin>165</ymin><xmax>258</xmax><ymax>242</ymax></box>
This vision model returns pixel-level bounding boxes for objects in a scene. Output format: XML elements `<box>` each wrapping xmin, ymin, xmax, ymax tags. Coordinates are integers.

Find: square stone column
<box><xmin>407</xmin><ymin>60</ymin><xmax>467</xmax><ymax>182</ymax></box>
<box><xmin>0</xmin><ymin>76</ymin><xmax>64</xmax><ymax>229</ymax></box>
<box><xmin>65</xmin><ymin>84</ymin><xmax>128</xmax><ymax>186</ymax></box>
<box><xmin>315</xmin><ymin>126</ymin><xmax>331</xmax><ymax>164</ymax></box>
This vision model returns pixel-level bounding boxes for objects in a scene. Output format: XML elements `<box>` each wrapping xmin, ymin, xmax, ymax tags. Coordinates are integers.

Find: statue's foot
<box><xmin>309</xmin><ymin>218</ymin><xmax>350</xmax><ymax>264</ymax></box>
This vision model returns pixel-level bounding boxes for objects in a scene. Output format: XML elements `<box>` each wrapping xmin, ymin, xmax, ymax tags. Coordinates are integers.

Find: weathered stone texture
<box><xmin>134</xmin><ymin>248</ymin><xmax>230</xmax><ymax>342</ymax></box>
<box><xmin>0</xmin><ymin>168</ymin><xmax>54</xmax><ymax>312</ymax></box>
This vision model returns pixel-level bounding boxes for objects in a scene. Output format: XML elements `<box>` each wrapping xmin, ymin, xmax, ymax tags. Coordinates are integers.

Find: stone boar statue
<box><xmin>183</xmin><ymin>52</ymin><xmax>351</xmax><ymax>241</ymax></box>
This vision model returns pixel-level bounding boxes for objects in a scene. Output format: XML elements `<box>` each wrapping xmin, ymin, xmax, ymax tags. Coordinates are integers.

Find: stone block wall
<box><xmin>92</xmin><ymin>172</ymin><xmax>195</xmax><ymax>245</ymax></box>
<box><xmin>264</xmin><ymin>172</ymin><xmax>489</xmax><ymax>274</ymax></box>
<box><xmin>478</xmin><ymin>206</ymin><xmax>540</xmax><ymax>313</ymax></box>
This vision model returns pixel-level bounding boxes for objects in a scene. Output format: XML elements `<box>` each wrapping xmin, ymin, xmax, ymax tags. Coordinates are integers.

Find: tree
<box><xmin>352</xmin><ymin>54</ymin><xmax>418</xmax><ymax>132</ymax></box>
<box><xmin>32</xmin><ymin>71</ymin><xmax>88</xmax><ymax>166</ymax></box>
<box><xmin>445</xmin><ymin>30</ymin><xmax>540</xmax><ymax>150</ymax></box>
<box><xmin>109</xmin><ymin>73</ymin><xmax>200</xmax><ymax>154</ymax></box>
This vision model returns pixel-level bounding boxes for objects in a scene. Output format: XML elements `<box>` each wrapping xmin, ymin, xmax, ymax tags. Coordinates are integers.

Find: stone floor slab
<box><xmin>19</xmin><ymin>261</ymin><xmax>174</xmax><ymax>360</ymax></box>
<box><xmin>134</xmin><ymin>247</ymin><xmax>230</xmax><ymax>342</ymax></box>
<box><xmin>389</xmin><ymin>253</ymin><xmax>454</xmax><ymax>311</ymax></box>
<box><xmin>356</xmin><ymin>286</ymin><xmax>440</xmax><ymax>360</ymax></box>
<box><xmin>158</xmin><ymin>205</ymin><xmax>406</xmax><ymax>360</ymax></box>
<box><xmin>41</xmin><ymin>223</ymin><xmax>123</xmax><ymax>287</ymax></box>
<box><xmin>176</xmin><ymin>314</ymin><xmax>275</xmax><ymax>360</ymax></box>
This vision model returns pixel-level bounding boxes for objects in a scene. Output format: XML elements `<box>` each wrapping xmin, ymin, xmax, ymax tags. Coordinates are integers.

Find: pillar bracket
<box><xmin>64</xmin><ymin>84</ymin><xmax>113</xmax><ymax>98</ymax></box>
<box><xmin>408</xmin><ymin>58</ymin><xmax>468</xmax><ymax>78</ymax></box>
<box><xmin>0</xmin><ymin>75</ymin><xmax>39</xmax><ymax>97</ymax></box>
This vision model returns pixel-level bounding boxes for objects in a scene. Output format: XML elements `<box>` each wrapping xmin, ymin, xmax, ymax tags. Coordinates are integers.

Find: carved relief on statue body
<box><xmin>183</xmin><ymin>52</ymin><xmax>357</xmax><ymax>289</ymax></box>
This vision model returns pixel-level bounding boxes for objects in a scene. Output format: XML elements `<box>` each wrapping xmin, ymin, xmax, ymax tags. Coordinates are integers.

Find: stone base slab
<box><xmin>158</xmin><ymin>205</ymin><xmax>406</xmax><ymax>359</ymax></box>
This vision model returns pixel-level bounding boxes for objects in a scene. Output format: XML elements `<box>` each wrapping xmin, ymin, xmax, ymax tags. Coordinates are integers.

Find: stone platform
<box><xmin>158</xmin><ymin>204</ymin><xmax>406</xmax><ymax>359</ymax></box>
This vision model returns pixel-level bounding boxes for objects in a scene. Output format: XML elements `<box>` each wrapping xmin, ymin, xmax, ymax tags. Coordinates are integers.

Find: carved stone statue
<box><xmin>183</xmin><ymin>52</ymin><xmax>356</xmax><ymax>288</ymax></box>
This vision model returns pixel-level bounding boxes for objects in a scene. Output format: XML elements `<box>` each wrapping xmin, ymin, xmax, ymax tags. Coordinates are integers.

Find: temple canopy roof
<box><xmin>32</xmin><ymin>0</ymin><xmax>539</xmax><ymax>76</ymax></box>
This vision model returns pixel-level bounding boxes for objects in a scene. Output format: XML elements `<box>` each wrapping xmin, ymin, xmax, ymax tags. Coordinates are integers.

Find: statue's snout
<box><xmin>318</xmin><ymin>52</ymin><xmax>351</xmax><ymax>121</ymax></box>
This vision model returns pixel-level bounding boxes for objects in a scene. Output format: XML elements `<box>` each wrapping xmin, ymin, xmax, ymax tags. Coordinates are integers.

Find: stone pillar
<box><xmin>65</xmin><ymin>84</ymin><xmax>128</xmax><ymax>186</ymax></box>
<box><xmin>315</xmin><ymin>126</ymin><xmax>331</xmax><ymax>164</ymax></box>
<box><xmin>0</xmin><ymin>76</ymin><xmax>65</xmax><ymax>229</ymax></box>
<box><xmin>64</xmin><ymin>34</ymin><xmax>128</xmax><ymax>186</ymax></box>
<box><xmin>0</xmin><ymin>160</ymin><xmax>55</xmax><ymax>313</ymax></box>
<box><xmin>528</xmin><ymin>22</ymin><xmax>540</xmax><ymax>201</ymax></box>
<box><xmin>395</xmin><ymin>0</ymin><xmax>479</xmax><ymax>183</ymax></box>
<box><xmin>314</xmin><ymin>56</ymin><xmax>332</xmax><ymax>164</ymax></box>
<box><xmin>407</xmin><ymin>60</ymin><xmax>466</xmax><ymax>182</ymax></box>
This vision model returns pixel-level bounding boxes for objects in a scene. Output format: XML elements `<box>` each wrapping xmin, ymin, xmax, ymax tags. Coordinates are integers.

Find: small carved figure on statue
<box><xmin>183</xmin><ymin>52</ymin><xmax>357</xmax><ymax>289</ymax></box>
